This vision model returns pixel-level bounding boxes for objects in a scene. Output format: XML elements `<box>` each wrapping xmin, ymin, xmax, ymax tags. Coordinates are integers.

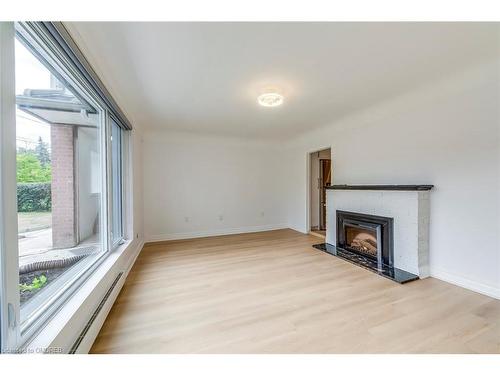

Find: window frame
<box><xmin>109</xmin><ymin>116</ymin><xmax>125</xmax><ymax>250</ymax></box>
<box><xmin>0</xmin><ymin>22</ymin><xmax>130</xmax><ymax>351</ymax></box>
<box><xmin>16</xmin><ymin>22</ymin><xmax>111</xmax><ymax>346</ymax></box>
<box><xmin>0</xmin><ymin>21</ymin><xmax>20</xmax><ymax>352</ymax></box>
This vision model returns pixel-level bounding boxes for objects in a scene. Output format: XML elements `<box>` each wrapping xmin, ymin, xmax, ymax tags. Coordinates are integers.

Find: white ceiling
<box><xmin>66</xmin><ymin>22</ymin><xmax>498</xmax><ymax>139</ymax></box>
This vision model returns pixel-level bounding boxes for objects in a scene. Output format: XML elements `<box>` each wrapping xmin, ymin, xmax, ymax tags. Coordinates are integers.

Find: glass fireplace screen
<box><xmin>345</xmin><ymin>225</ymin><xmax>378</xmax><ymax>257</ymax></box>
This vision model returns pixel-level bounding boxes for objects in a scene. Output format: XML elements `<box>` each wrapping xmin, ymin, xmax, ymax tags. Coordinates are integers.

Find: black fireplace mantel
<box><xmin>326</xmin><ymin>184</ymin><xmax>434</xmax><ymax>191</ymax></box>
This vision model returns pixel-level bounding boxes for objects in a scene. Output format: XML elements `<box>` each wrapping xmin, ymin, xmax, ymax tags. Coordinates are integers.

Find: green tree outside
<box><xmin>17</xmin><ymin>153</ymin><xmax>51</xmax><ymax>183</ymax></box>
<box><xmin>35</xmin><ymin>136</ymin><xmax>51</xmax><ymax>167</ymax></box>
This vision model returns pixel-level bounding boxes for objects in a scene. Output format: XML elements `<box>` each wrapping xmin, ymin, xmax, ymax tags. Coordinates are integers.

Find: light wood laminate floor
<box><xmin>91</xmin><ymin>229</ymin><xmax>500</xmax><ymax>353</ymax></box>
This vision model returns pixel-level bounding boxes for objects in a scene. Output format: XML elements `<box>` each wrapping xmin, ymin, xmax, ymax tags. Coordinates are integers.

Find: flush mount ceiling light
<box><xmin>257</xmin><ymin>91</ymin><xmax>284</xmax><ymax>107</ymax></box>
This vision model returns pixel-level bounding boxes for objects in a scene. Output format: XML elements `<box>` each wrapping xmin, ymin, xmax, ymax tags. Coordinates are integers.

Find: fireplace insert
<box><xmin>336</xmin><ymin>210</ymin><xmax>393</xmax><ymax>268</ymax></box>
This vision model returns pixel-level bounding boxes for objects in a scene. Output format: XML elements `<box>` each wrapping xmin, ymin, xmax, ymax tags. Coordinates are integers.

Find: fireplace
<box><xmin>336</xmin><ymin>210</ymin><xmax>393</xmax><ymax>268</ymax></box>
<box><xmin>312</xmin><ymin>185</ymin><xmax>431</xmax><ymax>283</ymax></box>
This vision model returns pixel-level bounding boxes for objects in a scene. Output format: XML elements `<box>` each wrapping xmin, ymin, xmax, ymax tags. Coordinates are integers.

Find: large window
<box><xmin>0</xmin><ymin>22</ymin><xmax>130</xmax><ymax>351</ymax></box>
<box><xmin>15</xmin><ymin>29</ymin><xmax>109</xmax><ymax>338</ymax></box>
<box><xmin>15</xmin><ymin>36</ymin><xmax>106</xmax><ymax>324</ymax></box>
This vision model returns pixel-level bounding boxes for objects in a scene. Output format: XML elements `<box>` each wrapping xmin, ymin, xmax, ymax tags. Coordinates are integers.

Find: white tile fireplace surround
<box><xmin>325</xmin><ymin>185</ymin><xmax>432</xmax><ymax>277</ymax></box>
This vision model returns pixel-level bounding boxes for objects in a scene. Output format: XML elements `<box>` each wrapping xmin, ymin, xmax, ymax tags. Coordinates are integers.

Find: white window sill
<box><xmin>22</xmin><ymin>238</ymin><xmax>143</xmax><ymax>354</ymax></box>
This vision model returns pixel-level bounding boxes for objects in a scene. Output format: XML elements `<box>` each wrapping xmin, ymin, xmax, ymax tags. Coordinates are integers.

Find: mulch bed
<box><xmin>19</xmin><ymin>267</ymin><xmax>68</xmax><ymax>304</ymax></box>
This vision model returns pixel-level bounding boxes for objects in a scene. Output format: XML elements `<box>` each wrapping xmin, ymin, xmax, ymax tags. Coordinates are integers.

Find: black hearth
<box><xmin>336</xmin><ymin>210</ymin><xmax>393</xmax><ymax>269</ymax></box>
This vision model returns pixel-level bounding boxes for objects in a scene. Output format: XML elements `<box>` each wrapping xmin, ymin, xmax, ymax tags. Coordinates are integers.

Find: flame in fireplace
<box><xmin>347</xmin><ymin>229</ymin><xmax>378</xmax><ymax>256</ymax></box>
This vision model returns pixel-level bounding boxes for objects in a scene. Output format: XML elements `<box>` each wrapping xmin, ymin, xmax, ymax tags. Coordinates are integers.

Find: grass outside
<box><xmin>18</xmin><ymin>211</ymin><xmax>52</xmax><ymax>234</ymax></box>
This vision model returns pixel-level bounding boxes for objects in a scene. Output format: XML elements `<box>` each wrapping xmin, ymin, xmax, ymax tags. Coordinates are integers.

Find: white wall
<box><xmin>143</xmin><ymin>131</ymin><xmax>287</xmax><ymax>241</ymax></box>
<box><xmin>285</xmin><ymin>60</ymin><xmax>500</xmax><ymax>298</ymax></box>
<box><xmin>77</xmin><ymin>127</ymin><xmax>99</xmax><ymax>241</ymax></box>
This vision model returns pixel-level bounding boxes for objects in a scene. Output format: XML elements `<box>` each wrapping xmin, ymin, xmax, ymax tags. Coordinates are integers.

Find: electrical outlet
<box><xmin>260</xmin><ymin>211</ymin><xmax>265</xmax><ymax>217</ymax></box>
<box><xmin>184</xmin><ymin>217</ymin><xmax>189</xmax><ymax>223</ymax></box>
<box><xmin>219</xmin><ymin>214</ymin><xmax>224</xmax><ymax>221</ymax></box>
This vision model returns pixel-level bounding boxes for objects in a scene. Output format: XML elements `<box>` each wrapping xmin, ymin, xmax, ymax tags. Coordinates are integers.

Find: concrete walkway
<box><xmin>18</xmin><ymin>228</ymin><xmax>100</xmax><ymax>268</ymax></box>
<box><xmin>18</xmin><ymin>228</ymin><xmax>52</xmax><ymax>257</ymax></box>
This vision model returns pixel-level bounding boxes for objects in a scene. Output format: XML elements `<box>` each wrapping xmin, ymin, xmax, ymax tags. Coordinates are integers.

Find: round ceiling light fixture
<box><xmin>257</xmin><ymin>91</ymin><xmax>284</xmax><ymax>107</ymax></box>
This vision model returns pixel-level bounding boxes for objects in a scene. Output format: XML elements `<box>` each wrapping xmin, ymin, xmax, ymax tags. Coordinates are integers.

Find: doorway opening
<box><xmin>309</xmin><ymin>148</ymin><xmax>331</xmax><ymax>238</ymax></box>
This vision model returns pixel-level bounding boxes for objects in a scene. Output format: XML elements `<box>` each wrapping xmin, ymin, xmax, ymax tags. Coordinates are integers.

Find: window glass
<box><xmin>15</xmin><ymin>37</ymin><xmax>105</xmax><ymax>324</ymax></box>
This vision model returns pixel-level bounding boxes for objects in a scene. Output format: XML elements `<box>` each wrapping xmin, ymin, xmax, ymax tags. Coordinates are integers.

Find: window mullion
<box><xmin>103</xmin><ymin>111</ymin><xmax>112</xmax><ymax>253</ymax></box>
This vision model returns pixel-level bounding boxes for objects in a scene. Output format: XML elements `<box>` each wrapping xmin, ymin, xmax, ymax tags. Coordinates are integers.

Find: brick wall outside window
<box><xmin>51</xmin><ymin>124</ymin><xmax>76</xmax><ymax>248</ymax></box>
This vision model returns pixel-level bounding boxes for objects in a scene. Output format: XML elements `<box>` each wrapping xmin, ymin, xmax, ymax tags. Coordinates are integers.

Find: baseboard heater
<box><xmin>69</xmin><ymin>271</ymin><xmax>123</xmax><ymax>354</ymax></box>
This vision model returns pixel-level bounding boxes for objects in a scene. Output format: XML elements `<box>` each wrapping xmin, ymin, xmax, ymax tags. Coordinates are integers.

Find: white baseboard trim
<box><xmin>431</xmin><ymin>268</ymin><xmax>500</xmax><ymax>300</ymax></box>
<box><xmin>146</xmin><ymin>224</ymin><xmax>289</xmax><ymax>243</ymax></box>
